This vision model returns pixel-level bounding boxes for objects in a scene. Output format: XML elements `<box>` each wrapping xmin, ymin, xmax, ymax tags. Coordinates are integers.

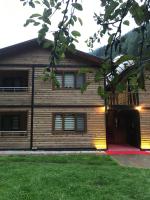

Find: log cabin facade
<box><xmin>0</xmin><ymin>39</ymin><xmax>150</xmax><ymax>150</ymax></box>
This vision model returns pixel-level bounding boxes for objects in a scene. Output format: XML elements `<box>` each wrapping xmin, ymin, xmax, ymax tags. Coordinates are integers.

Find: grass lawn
<box><xmin>0</xmin><ymin>155</ymin><xmax>150</xmax><ymax>200</ymax></box>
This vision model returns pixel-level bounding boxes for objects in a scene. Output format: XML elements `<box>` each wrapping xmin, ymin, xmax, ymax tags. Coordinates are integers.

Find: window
<box><xmin>64</xmin><ymin>74</ymin><xmax>75</xmax><ymax>88</ymax></box>
<box><xmin>64</xmin><ymin>115</ymin><xmax>75</xmax><ymax>130</ymax></box>
<box><xmin>76</xmin><ymin>74</ymin><xmax>85</xmax><ymax>89</ymax></box>
<box><xmin>0</xmin><ymin>70</ymin><xmax>28</xmax><ymax>92</ymax></box>
<box><xmin>1</xmin><ymin>115</ymin><xmax>20</xmax><ymax>131</ymax></box>
<box><xmin>54</xmin><ymin>72</ymin><xmax>85</xmax><ymax>89</ymax></box>
<box><xmin>0</xmin><ymin>112</ymin><xmax>27</xmax><ymax>136</ymax></box>
<box><xmin>53</xmin><ymin>113</ymin><xmax>87</xmax><ymax>133</ymax></box>
<box><xmin>55</xmin><ymin>114</ymin><xmax>63</xmax><ymax>131</ymax></box>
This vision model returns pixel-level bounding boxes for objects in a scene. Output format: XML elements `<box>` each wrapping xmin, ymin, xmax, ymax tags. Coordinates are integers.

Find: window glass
<box><xmin>1</xmin><ymin>115</ymin><xmax>11</xmax><ymax>131</ymax></box>
<box><xmin>64</xmin><ymin>74</ymin><xmax>75</xmax><ymax>88</ymax></box>
<box><xmin>64</xmin><ymin>115</ymin><xmax>75</xmax><ymax>130</ymax></box>
<box><xmin>1</xmin><ymin>115</ymin><xmax>20</xmax><ymax>131</ymax></box>
<box><xmin>76</xmin><ymin>115</ymin><xmax>85</xmax><ymax>131</ymax></box>
<box><xmin>76</xmin><ymin>74</ymin><xmax>84</xmax><ymax>88</ymax></box>
<box><xmin>53</xmin><ymin>113</ymin><xmax>86</xmax><ymax>132</ymax></box>
<box><xmin>55</xmin><ymin>115</ymin><xmax>63</xmax><ymax>130</ymax></box>
<box><xmin>12</xmin><ymin>116</ymin><xmax>20</xmax><ymax>130</ymax></box>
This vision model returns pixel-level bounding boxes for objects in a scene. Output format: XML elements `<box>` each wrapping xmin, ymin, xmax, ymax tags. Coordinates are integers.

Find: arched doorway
<box><xmin>106</xmin><ymin>109</ymin><xmax>141</xmax><ymax>148</ymax></box>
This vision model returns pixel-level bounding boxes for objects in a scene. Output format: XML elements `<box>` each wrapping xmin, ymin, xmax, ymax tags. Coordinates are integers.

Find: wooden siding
<box><xmin>140</xmin><ymin>109</ymin><xmax>150</xmax><ymax>149</ymax></box>
<box><xmin>139</xmin><ymin>71</ymin><xmax>150</xmax><ymax>106</ymax></box>
<box><xmin>0</xmin><ymin>47</ymin><xmax>94</xmax><ymax>66</ymax></box>
<box><xmin>139</xmin><ymin>70</ymin><xmax>150</xmax><ymax>149</ymax></box>
<box><xmin>32</xmin><ymin>107</ymin><xmax>106</xmax><ymax>149</ymax></box>
<box><xmin>0</xmin><ymin>46</ymin><xmax>106</xmax><ymax>149</ymax></box>
<box><xmin>0</xmin><ymin>68</ymin><xmax>32</xmax><ymax>105</ymax></box>
<box><xmin>0</xmin><ymin>108</ymin><xmax>31</xmax><ymax>149</ymax></box>
<box><xmin>34</xmin><ymin>68</ymin><xmax>104</xmax><ymax>105</ymax></box>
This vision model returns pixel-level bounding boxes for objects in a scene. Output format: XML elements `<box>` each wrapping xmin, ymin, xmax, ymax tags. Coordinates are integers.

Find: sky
<box><xmin>0</xmin><ymin>0</ymin><xmax>137</xmax><ymax>52</ymax></box>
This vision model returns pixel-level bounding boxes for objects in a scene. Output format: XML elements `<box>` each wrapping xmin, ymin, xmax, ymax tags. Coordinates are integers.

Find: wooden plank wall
<box><xmin>32</xmin><ymin>107</ymin><xmax>106</xmax><ymax>149</ymax></box>
<box><xmin>0</xmin><ymin>47</ymin><xmax>91</xmax><ymax>66</ymax></box>
<box><xmin>0</xmin><ymin>47</ymin><xmax>106</xmax><ymax>150</ymax></box>
<box><xmin>34</xmin><ymin>68</ymin><xmax>103</xmax><ymax>106</ymax></box>
<box><xmin>140</xmin><ymin>110</ymin><xmax>150</xmax><ymax>149</ymax></box>
<box><xmin>139</xmin><ymin>70</ymin><xmax>150</xmax><ymax>149</ymax></box>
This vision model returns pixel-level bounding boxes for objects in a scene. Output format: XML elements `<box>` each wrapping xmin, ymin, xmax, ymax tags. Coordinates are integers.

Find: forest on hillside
<box><xmin>92</xmin><ymin>24</ymin><xmax>150</xmax><ymax>62</ymax></box>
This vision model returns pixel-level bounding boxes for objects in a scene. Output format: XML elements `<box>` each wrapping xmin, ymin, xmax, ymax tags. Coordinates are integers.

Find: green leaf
<box><xmin>43</xmin><ymin>0</ymin><xmax>50</xmax><ymax>8</ymax></box>
<box><xmin>129</xmin><ymin>3</ymin><xmax>145</xmax><ymax>25</ymax></box>
<box><xmin>68</xmin><ymin>43</ymin><xmax>76</xmax><ymax>52</ymax></box>
<box><xmin>35</xmin><ymin>1</ymin><xmax>40</xmax><ymax>4</ymax></box>
<box><xmin>71</xmin><ymin>30</ymin><xmax>81</xmax><ymax>37</ymax></box>
<box><xmin>55</xmin><ymin>2</ymin><xmax>61</xmax><ymax>9</ymax></box>
<box><xmin>29</xmin><ymin>1</ymin><xmax>35</xmax><ymax>8</ymax></box>
<box><xmin>80</xmin><ymin>82</ymin><xmax>91</xmax><ymax>94</ymax></box>
<box><xmin>108</xmin><ymin>34</ymin><xmax>114</xmax><ymax>44</ymax></box>
<box><xmin>79</xmin><ymin>68</ymin><xmax>94</xmax><ymax>74</ymax></box>
<box><xmin>115</xmin><ymin>83</ymin><xmax>126</xmax><ymax>92</ymax></box>
<box><xmin>72</xmin><ymin>3</ymin><xmax>83</xmax><ymax>11</ymax></box>
<box><xmin>50</xmin><ymin>0</ymin><xmax>55</xmax><ymax>7</ymax></box>
<box><xmin>123</xmin><ymin>20</ymin><xmax>130</xmax><ymax>26</ymax></box>
<box><xmin>30</xmin><ymin>14</ymin><xmax>41</xmax><ymax>18</ymax></box>
<box><xmin>23</xmin><ymin>2</ymin><xmax>27</xmax><ymax>6</ymax></box>
<box><xmin>72</xmin><ymin>15</ymin><xmax>77</xmax><ymax>22</ymax></box>
<box><xmin>105</xmin><ymin>1</ymin><xmax>119</xmax><ymax>18</ymax></box>
<box><xmin>69</xmin><ymin>18</ymin><xmax>74</xmax><ymax>26</ymax></box>
<box><xmin>78</xmin><ymin>17</ymin><xmax>83</xmax><ymax>26</ymax></box>
<box><xmin>24</xmin><ymin>19</ymin><xmax>35</xmax><ymax>27</ymax></box>
<box><xmin>97</xmin><ymin>86</ymin><xmax>105</xmax><ymax>98</ymax></box>
<box><xmin>42</xmin><ymin>41</ymin><xmax>53</xmax><ymax>48</ymax></box>
<box><xmin>138</xmin><ymin>72</ymin><xmax>145</xmax><ymax>90</ymax></box>
<box><xmin>34</xmin><ymin>22</ymin><xmax>40</xmax><ymax>26</ymax></box>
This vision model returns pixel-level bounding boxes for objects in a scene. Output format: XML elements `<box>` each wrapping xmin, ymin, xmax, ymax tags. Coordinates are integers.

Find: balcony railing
<box><xmin>0</xmin><ymin>131</ymin><xmax>27</xmax><ymax>136</ymax></box>
<box><xmin>107</xmin><ymin>92</ymin><xmax>139</xmax><ymax>106</ymax></box>
<box><xmin>0</xmin><ymin>87</ymin><xmax>28</xmax><ymax>92</ymax></box>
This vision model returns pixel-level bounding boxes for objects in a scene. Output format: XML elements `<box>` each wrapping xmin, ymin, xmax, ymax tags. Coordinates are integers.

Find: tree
<box><xmin>20</xmin><ymin>0</ymin><xmax>150</xmax><ymax>97</ymax></box>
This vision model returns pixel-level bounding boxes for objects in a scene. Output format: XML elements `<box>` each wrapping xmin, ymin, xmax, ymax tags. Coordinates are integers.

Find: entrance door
<box><xmin>106</xmin><ymin>109</ymin><xmax>140</xmax><ymax>148</ymax></box>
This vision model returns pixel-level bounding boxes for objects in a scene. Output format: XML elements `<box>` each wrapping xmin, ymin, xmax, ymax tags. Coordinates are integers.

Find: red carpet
<box><xmin>106</xmin><ymin>150</ymin><xmax>150</xmax><ymax>155</ymax></box>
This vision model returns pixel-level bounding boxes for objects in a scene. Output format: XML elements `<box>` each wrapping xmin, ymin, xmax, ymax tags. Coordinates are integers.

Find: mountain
<box><xmin>92</xmin><ymin>24</ymin><xmax>150</xmax><ymax>60</ymax></box>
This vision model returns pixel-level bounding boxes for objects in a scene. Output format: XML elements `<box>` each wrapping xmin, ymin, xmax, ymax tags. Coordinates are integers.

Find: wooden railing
<box><xmin>0</xmin><ymin>131</ymin><xmax>28</xmax><ymax>136</ymax></box>
<box><xmin>0</xmin><ymin>87</ymin><xmax>28</xmax><ymax>92</ymax></box>
<box><xmin>107</xmin><ymin>92</ymin><xmax>139</xmax><ymax>106</ymax></box>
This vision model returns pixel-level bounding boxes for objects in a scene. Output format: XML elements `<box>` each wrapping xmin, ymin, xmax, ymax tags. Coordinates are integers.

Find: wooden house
<box><xmin>0</xmin><ymin>39</ymin><xmax>149</xmax><ymax>150</ymax></box>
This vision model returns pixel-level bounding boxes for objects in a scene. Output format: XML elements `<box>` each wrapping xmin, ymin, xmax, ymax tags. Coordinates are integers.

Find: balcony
<box><xmin>107</xmin><ymin>92</ymin><xmax>139</xmax><ymax>107</ymax></box>
<box><xmin>0</xmin><ymin>112</ymin><xmax>28</xmax><ymax>137</ymax></box>
<box><xmin>0</xmin><ymin>131</ymin><xmax>27</xmax><ymax>136</ymax></box>
<box><xmin>0</xmin><ymin>70</ymin><xmax>28</xmax><ymax>92</ymax></box>
<box><xmin>0</xmin><ymin>87</ymin><xmax>28</xmax><ymax>92</ymax></box>
<box><xmin>0</xmin><ymin>70</ymin><xmax>30</xmax><ymax>105</ymax></box>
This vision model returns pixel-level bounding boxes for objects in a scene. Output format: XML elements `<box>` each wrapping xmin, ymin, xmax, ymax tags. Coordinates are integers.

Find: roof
<box><xmin>0</xmin><ymin>38</ymin><xmax>103</xmax><ymax>66</ymax></box>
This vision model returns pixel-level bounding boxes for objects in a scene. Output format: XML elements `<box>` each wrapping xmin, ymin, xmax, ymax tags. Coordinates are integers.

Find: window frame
<box><xmin>53</xmin><ymin>71</ymin><xmax>86</xmax><ymax>90</ymax></box>
<box><xmin>52</xmin><ymin>113</ymin><xmax>87</xmax><ymax>134</ymax></box>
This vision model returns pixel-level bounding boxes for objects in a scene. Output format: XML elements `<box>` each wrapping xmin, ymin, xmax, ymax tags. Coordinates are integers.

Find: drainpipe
<box><xmin>30</xmin><ymin>65</ymin><xmax>35</xmax><ymax>150</ymax></box>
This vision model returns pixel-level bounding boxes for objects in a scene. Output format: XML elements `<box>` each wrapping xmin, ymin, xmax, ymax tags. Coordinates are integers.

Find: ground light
<box><xmin>93</xmin><ymin>106</ymin><xmax>106</xmax><ymax>150</ymax></box>
<box><xmin>135</xmin><ymin>106</ymin><xmax>142</xmax><ymax>112</ymax></box>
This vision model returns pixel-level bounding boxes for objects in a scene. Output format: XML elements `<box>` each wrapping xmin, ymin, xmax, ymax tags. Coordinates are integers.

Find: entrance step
<box><xmin>107</xmin><ymin>145</ymin><xmax>150</xmax><ymax>155</ymax></box>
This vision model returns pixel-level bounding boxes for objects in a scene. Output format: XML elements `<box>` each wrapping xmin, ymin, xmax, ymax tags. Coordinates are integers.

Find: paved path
<box><xmin>111</xmin><ymin>155</ymin><xmax>150</xmax><ymax>169</ymax></box>
<box><xmin>0</xmin><ymin>150</ymin><xmax>105</xmax><ymax>156</ymax></box>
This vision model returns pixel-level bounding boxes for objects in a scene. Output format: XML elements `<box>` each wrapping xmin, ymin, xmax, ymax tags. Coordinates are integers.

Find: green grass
<box><xmin>0</xmin><ymin>155</ymin><xmax>150</xmax><ymax>200</ymax></box>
